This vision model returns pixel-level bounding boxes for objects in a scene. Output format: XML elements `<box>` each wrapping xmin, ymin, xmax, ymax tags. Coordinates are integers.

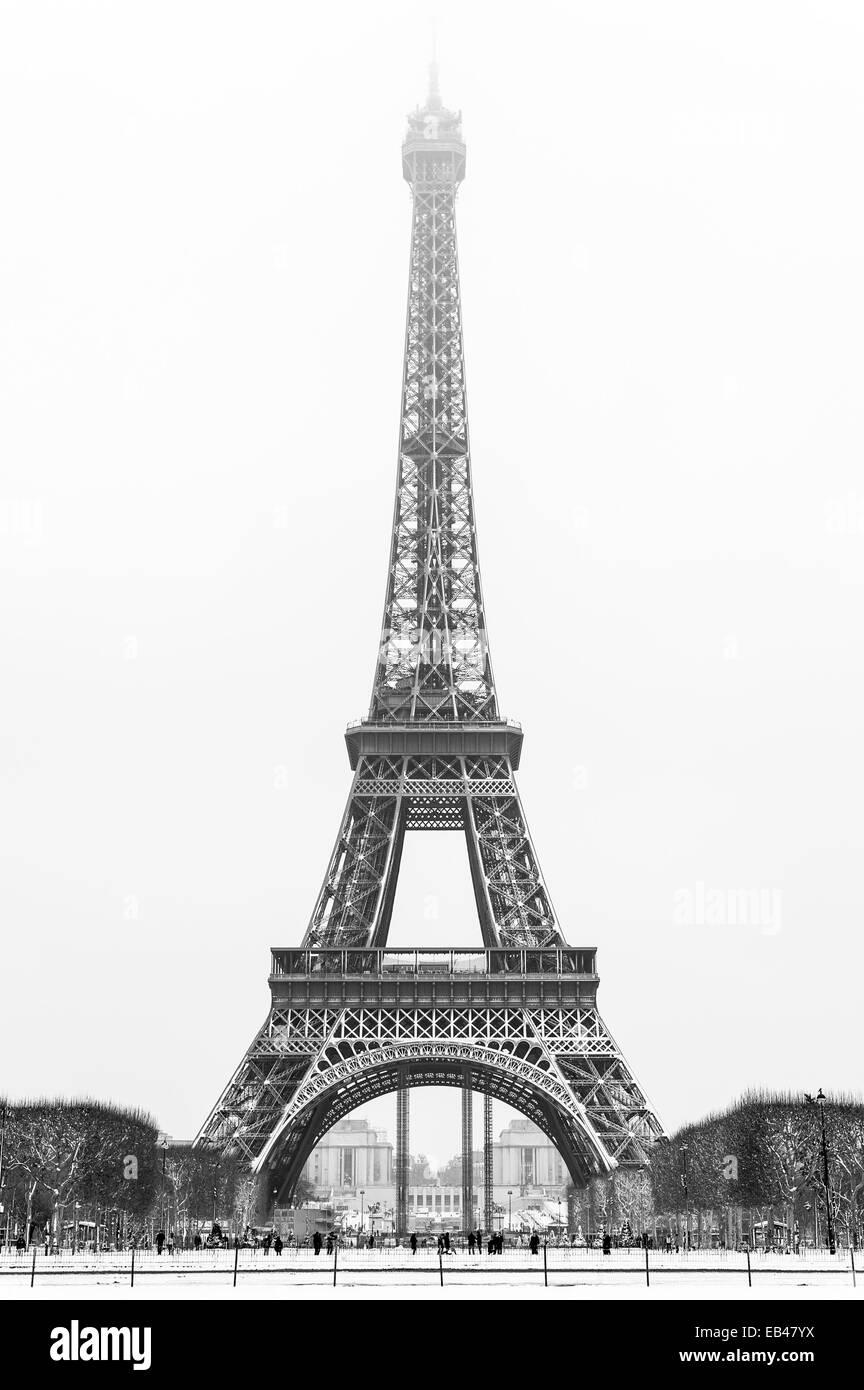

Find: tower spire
<box><xmin>427</xmin><ymin>49</ymin><xmax>441</xmax><ymax>109</ymax></box>
<box><xmin>427</xmin><ymin>21</ymin><xmax>441</xmax><ymax>109</ymax></box>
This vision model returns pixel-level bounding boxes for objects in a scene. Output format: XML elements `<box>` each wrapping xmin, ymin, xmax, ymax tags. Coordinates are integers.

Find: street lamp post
<box><xmin>0</xmin><ymin>1102</ymin><xmax>6</xmax><ymax>1252</ymax></box>
<box><xmin>681</xmin><ymin>1143</ymin><xmax>689</xmax><ymax>1249</ymax></box>
<box><xmin>51</xmin><ymin>1189</ymin><xmax>59</xmax><ymax>1254</ymax></box>
<box><xmin>360</xmin><ymin>1189</ymin><xmax>365</xmax><ymax>1236</ymax></box>
<box><xmin>159</xmin><ymin>1139</ymin><xmax>168</xmax><ymax>1233</ymax></box>
<box><xmin>805</xmin><ymin>1089</ymin><xmax>836</xmax><ymax>1255</ymax></box>
<box><xmin>507</xmin><ymin>1189</ymin><xmax>513</xmax><ymax>1232</ymax></box>
<box><xmin>212</xmin><ymin>1156</ymin><xmax>221</xmax><ymax>1226</ymax></box>
<box><xmin>855</xmin><ymin>1137</ymin><xmax>863</xmax><ymax>1250</ymax></box>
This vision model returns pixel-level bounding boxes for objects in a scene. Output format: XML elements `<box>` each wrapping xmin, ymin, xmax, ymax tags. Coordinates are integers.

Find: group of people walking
<box><xmin>465</xmin><ymin>1230</ymin><xmax>510</xmax><ymax>1255</ymax></box>
<box><xmin>398</xmin><ymin>1229</ymin><xmax>544</xmax><ymax>1256</ymax></box>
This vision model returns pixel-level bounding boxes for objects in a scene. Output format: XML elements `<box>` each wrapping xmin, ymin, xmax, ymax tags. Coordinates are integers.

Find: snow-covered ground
<box><xmin>0</xmin><ymin>1247</ymin><xmax>859</xmax><ymax>1293</ymax></box>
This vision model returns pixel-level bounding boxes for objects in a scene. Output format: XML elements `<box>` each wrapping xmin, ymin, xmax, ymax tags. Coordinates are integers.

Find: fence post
<box><xmin>746</xmin><ymin>1249</ymin><xmax>751</xmax><ymax>1288</ymax></box>
<box><xmin>333</xmin><ymin>1243</ymin><xmax>338</xmax><ymax>1288</ymax></box>
<box><xmin>543</xmin><ymin>1240</ymin><xmax>548</xmax><ymax>1288</ymax></box>
<box><xmin>130</xmin><ymin>1247</ymin><xmax>135</xmax><ymax>1288</ymax></box>
<box><xmin>645</xmin><ymin>1243</ymin><xmax>650</xmax><ymax>1287</ymax></box>
<box><xmin>30</xmin><ymin>1248</ymin><xmax>36</xmax><ymax>1288</ymax></box>
<box><xmin>233</xmin><ymin>1242</ymin><xmax>239</xmax><ymax>1288</ymax></box>
<box><xmin>438</xmin><ymin>1247</ymin><xmax>443</xmax><ymax>1287</ymax></box>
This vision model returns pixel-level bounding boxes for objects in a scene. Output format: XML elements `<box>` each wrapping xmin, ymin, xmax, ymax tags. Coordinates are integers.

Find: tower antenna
<box><xmin>428</xmin><ymin>17</ymin><xmax>441</xmax><ymax>109</ymax></box>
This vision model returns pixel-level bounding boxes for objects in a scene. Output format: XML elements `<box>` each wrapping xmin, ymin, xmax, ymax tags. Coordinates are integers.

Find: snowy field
<box><xmin>0</xmin><ymin>1248</ymin><xmax>859</xmax><ymax>1293</ymax></box>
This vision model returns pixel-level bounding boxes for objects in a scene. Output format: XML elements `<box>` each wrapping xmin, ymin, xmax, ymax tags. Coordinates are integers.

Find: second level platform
<box><xmin>345</xmin><ymin>719</ymin><xmax>524</xmax><ymax>769</ymax></box>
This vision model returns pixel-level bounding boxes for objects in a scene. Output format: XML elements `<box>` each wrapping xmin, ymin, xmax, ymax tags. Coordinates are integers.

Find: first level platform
<box><xmin>268</xmin><ymin>946</ymin><xmax>600</xmax><ymax>1010</ymax></box>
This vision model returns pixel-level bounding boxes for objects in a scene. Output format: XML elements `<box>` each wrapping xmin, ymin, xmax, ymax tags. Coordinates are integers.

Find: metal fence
<box><xmin>0</xmin><ymin>1244</ymin><xmax>858</xmax><ymax>1288</ymax></box>
<box><xmin>269</xmin><ymin>947</ymin><xmax>596</xmax><ymax>977</ymax></box>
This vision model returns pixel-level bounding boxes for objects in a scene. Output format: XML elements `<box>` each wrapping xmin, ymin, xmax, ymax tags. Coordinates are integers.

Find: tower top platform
<box><xmin>402</xmin><ymin>61</ymin><xmax>465</xmax><ymax>184</ymax></box>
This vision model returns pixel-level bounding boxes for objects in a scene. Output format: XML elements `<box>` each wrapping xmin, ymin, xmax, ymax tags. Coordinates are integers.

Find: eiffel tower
<box><xmin>195</xmin><ymin>62</ymin><xmax>664</xmax><ymax>1221</ymax></box>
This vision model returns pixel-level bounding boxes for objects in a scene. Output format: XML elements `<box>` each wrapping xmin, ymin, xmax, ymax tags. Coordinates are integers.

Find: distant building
<box><xmin>301</xmin><ymin>1116</ymin><xmax>393</xmax><ymax>1196</ymax></box>
<box><xmin>409</xmin><ymin>1186</ymin><xmax>465</xmax><ymax>1223</ymax></box>
<box><xmin>493</xmin><ymin>1117</ymin><xmax>567</xmax><ymax>1193</ymax></box>
<box><xmin>302</xmin><ymin>1114</ymin><xmax>567</xmax><ymax>1224</ymax></box>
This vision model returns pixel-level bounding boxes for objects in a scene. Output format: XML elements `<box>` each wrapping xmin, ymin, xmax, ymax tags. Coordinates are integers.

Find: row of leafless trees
<box><xmin>0</xmin><ymin>1098</ymin><xmax>317</xmax><ymax>1247</ymax></box>
<box><xmin>160</xmin><ymin>1145</ymin><xmax>252</xmax><ymax>1239</ymax></box>
<box><xmin>567</xmin><ymin>1091</ymin><xmax>864</xmax><ymax>1247</ymax></box>
<box><xmin>0</xmin><ymin>1098</ymin><xmax>159</xmax><ymax>1247</ymax></box>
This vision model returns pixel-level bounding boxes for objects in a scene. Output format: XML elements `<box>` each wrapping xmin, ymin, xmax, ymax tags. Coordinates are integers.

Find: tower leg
<box><xmin>483</xmin><ymin>1094</ymin><xmax>493</xmax><ymax>1236</ymax></box>
<box><xmin>396</xmin><ymin>1082</ymin><xmax>410</xmax><ymax>1238</ymax></box>
<box><xmin>303</xmin><ymin>765</ymin><xmax>407</xmax><ymax>949</ymax></box>
<box><xmin>461</xmin><ymin>1080</ymin><xmax>473</xmax><ymax>1234</ymax></box>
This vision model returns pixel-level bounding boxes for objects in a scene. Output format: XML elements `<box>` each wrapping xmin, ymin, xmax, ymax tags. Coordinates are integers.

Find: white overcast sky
<box><xmin>1</xmin><ymin>0</ymin><xmax>863</xmax><ymax>1170</ymax></box>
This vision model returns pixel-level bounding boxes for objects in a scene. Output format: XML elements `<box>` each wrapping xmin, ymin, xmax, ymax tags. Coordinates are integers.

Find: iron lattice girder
<box><xmin>396</xmin><ymin>1084</ymin><xmax>410</xmax><ymax>1235</ymax></box>
<box><xmin>461</xmin><ymin>1083</ymin><xmax>473</xmax><ymax>1227</ymax></box>
<box><xmin>301</xmin><ymin>754</ymin><xmax>563</xmax><ymax>951</ymax></box>
<box><xmin>193</xmin><ymin>81</ymin><xmax>666</xmax><ymax>1196</ymax></box>
<box><xmin>372</xmin><ymin>170</ymin><xmax>496</xmax><ymax>724</ymax></box>
<box><xmin>195</xmin><ymin>991</ymin><xmax>663</xmax><ymax>1198</ymax></box>
<box><xmin>483</xmin><ymin>1094</ymin><xmax>493</xmax><ymax>1234</ymax></box>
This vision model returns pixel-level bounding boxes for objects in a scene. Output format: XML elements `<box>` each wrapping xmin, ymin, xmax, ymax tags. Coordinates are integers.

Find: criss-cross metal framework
<box><xmin>195</xmin><ymin>68</ymin><xmax>663</xmax><ymax>1215</ymax></box>
<box><xmin>461</xmin><ymin>1085</ymin><xmax>473</xmax><ymax>1231</ymax></box>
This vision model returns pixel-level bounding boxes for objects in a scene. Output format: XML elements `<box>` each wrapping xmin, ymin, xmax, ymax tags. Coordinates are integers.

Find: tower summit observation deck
<box><xmin>195</xmin><ymin>64</ymin><xmax>663</xmax><ymax>1215</ymax></box>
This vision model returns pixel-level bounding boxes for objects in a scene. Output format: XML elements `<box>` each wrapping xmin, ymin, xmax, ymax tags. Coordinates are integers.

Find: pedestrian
<box><xmin>410</xmin><ymin>1232</ymin><xmax>418</xmax><ymax>1255</ymax></box>
<box><xmin>326</xmin><ymin>1233</ymin><xmax>333</xmax><ymax>1256</ymax></box>
<box><xmin>15</xmin><ymin>1236</ymin><xmax>25</xmax><ymax>1257</ymax></box>
<box><xmin>444</xmin><ymin>1232</ymin><xmax>450</xmax><ymax>1253</ymax></box>
<box><xmin>274</xmin><ymin>1235</ymin><xmax>283</xmax><ymax>1256</ymax></box>
<box><xmin>194</xmin><ymin>1232</ymin><xmax>202</xmax><ymax>1252</ymax></box>
<box><xmin>368</xmin><ymin>1231</ymin><xmax>375</xmax><ymax>1248</ymax></box>
<box><xmin>602</xmin><ymin>1233</ymin><xmax>611</xmax><ymax>1256</ymax></box>
<box><xmin>167</xmin><ymin>1231</ymin><xmax>175</xmax><ymax>1256</ymax></box>
<box><xmin>313</xmin><ymin>1231</ymin><xmax>322</xmax><ymax>1256</ymax></box>
<box><xmin>529</xmin><ymin>1233</ymin><xmax>539</xmax><ymax>1256</ymax></box>
<box><xmin>487</xmin><ymin>1236</ymin><xmax>494</xmax><ymax>1255</ymax></box>
<box><xmin>476</xmin><ymin>1227</ymin><xmax>483</xmax><ymax>1252</ymax></box>
<box><xmin>155</xmin><ymin>1229</ymin><xmax>165</xmax><ymax>1255</ymax></box>
<box><xmin>468</xmin><ymin>1231</ymin><xmax>475</xmax><ymax>1254</ymax></box>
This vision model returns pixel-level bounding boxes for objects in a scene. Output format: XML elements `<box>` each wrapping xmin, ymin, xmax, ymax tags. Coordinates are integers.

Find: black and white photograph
<box><xmin>0</xmin><ymin>0</ymin><xmax>862</xmax><ymax>1363</ymax></box>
